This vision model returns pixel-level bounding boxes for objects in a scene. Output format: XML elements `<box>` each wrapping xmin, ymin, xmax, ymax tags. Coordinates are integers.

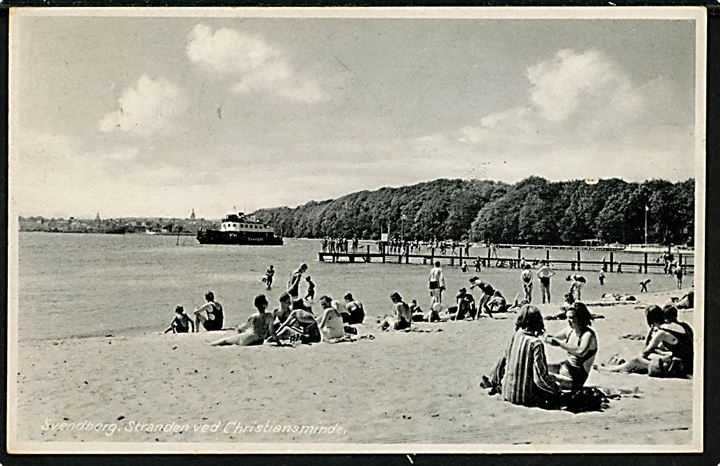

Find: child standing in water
<box><xmin>305</xmin><ymin>276</ymin><xmax>316</xmax><ymax>301</ymax></box>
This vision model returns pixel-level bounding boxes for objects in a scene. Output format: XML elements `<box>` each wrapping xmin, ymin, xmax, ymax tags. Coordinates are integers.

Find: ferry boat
<box><xmin>196</xmin><ymin>212</ymin><xmax>283</xmax><ymax>246</ymax></box>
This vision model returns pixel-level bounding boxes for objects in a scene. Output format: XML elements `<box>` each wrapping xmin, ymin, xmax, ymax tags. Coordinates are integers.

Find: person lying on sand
<box><xmin>545</xmin><ymin>302</ymin><xmax>598</xmax><ymax>390</ymax></box>
<box><xmin>379</xmin><ymin>292</ymin><xmax>412</xmax><ymax>331</ymax></box>
<box><xmin>506</xmin><ymin>293</ymin><xmax>529</xmax><ymax>312</ymax></box>
<box><xmin>164</xmin><ymin>305</ymin><xmax>195</xmax><ymax>334</ymax></box>
<box><xmin>194</xmin><ymin>291</ymin><xmax>224</xmax><ymax>332</ymax></box>
<box><xmin>274</xmin><ymin>300</ymin><xmax>322</xmax><ymax>344</ymax></box>
<box><xmin>483</xmin><ymin>305</ymin><xmax>560</xmax><ymax>408</ymax></box>
<box><xmin>210</xmin><ymin>295</ymin><xmax>279</xmax><ymax>346</ymax></box>
<box><xmin>600</xmin><ymin>304</ymin><xmax>693</xmax><ymax>378</ymax></box>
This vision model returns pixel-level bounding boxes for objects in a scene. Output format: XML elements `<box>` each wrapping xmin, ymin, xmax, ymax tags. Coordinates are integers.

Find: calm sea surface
<box><xmin>16</xmin><ymin>232</ymin><xmax>692</xmax><ymax>341</ymax></box>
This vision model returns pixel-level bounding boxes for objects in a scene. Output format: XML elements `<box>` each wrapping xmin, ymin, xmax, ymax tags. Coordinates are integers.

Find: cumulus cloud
<box><xmin>449</xmin><ymin>49</ymin><xmax>675</xmax><ymax>152</ymax></box>
<box><xmin>186</xmin><ymin>24</ymin><xmax>327</xmax><ymax>103</ymax></box>
<box><xmin>99</xmin><ymin>76</ymin><xmax>187</xmax><ymax>135</ymax></box>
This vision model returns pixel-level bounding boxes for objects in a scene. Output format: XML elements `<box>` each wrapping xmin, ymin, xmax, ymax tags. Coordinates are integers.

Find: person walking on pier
<box><xmin>429</xmin><ymin>261</ymin><xmax>446</xmax><ymax>305</ymax></box>
<box><xmin>537</xmin><ymin>262</ymin><xmax>555</xmax><ymax>304</ymax></box>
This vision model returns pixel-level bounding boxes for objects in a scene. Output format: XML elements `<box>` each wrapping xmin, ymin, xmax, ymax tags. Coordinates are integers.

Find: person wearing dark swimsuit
<box><xmin>193</xmin><ymin>291</ymin><xmax>224</xmax><ymax>332</ymax></box>
<box><xmin>164</xmin><ymin>306</ymin><xmax>195</xmax><ymax>334</ymax></box>
<box><xmin>546</xmin><ymin>302</ymin><xmax>598</xmax><ymax>389</ymax></box>
<box><xmin>603</xmin><ymin>304</ymin><xmax>693</xmax><ymax>377</ymax></box>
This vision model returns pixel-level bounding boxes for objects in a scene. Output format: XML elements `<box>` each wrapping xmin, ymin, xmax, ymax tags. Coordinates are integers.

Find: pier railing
<box><xmin>318</xmin><ymin>245</ymin><xmax>694</xmax><ymax>274</ymax></box>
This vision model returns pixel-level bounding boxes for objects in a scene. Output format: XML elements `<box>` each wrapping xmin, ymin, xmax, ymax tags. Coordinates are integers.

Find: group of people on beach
<box><xmin>479</xmin><ymin>298</ymin><xmax>694</xmax><ymax>409</ymax></box>
<box><xmin>164</xmin><ymin>251</ymin><xmax>695</xmax><ymax>413</ymax></box>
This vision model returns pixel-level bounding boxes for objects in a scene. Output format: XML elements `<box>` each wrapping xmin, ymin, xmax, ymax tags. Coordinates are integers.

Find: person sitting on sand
<box><xmin>317</xmin><ymin>295</ymin><xmax>346</xmax><ymax>341</ymax></box>
<box><xmin>274</xmin><ymin>299</ymin><xmax>322</xmax><ymax>344</ymax></box>
<box><xmin>545</xmin><ymin>302</ymin><xmax>598</xmax><ymax>390</ymax></box>
<box><xmin>380</xmin><ymin>292</ymin><xmax>412</xmax><ymax>331</ymax></box>
<box><xmin>210</xmin><ymin>295</ymin><xmax>279</xmax><ymax>346</ymax></box>
<box><xmin>486</xmin><ymin>290</ymin><xmax>509</xmax><ymax>314</ymax></box>
<box><xmin>602</xmin><ymin>304</ymin><xmax>693</xmax><ymax>378</ymax></box>
<box><xmin>639</xmin><ymin>279</ymin><xmax>651</xmax><ymax>293</ymax></box>
<box><xmin>271</xmin><ymin>293</ymin><xmax>293</xmax><ymax>333</ymax></box>
<box><xmin>194</xmin><ymin>291</ymin><xmax>224</xmax><ymax>332</ymax></box>
<box><xmin>469</xmin><ymin>277</ymin><xmax>495</xmax><ymax>318</ymax></box>
<box><xmin>484</xmin><ymin>305</ymin><xmax>560</xmax><ymax>408</ymax></box>
<box><xmin>456</xmin><ymin>287</ymin><xmax>476</xmax><ymax>320</ymax></box>
<box><xmin>410</xmin><ymin>299</ymin><xmax>425</xmax><ymax>322</ymax></box>
<box><xmin>343</xmin><ymin>293</ymin><xmax>365</xmax><ymax>324</ymax></box>
<box><xmin>165</xmin><ymin>305</ymin><xmax>195</xmax><ymax>334</ymax></box>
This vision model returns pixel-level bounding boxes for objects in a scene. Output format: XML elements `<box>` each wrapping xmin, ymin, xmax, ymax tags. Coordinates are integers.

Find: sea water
<box><xmin>15</xmin><ymin>232</ymin><xmax>691</xmax><ymax>341</ymax></box>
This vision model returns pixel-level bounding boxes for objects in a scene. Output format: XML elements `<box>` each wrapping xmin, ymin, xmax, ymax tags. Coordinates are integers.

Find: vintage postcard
<box><xmin>7</xmin><ymin>7</ymin><xmax>706</xmax><ymax>454</ymax></box>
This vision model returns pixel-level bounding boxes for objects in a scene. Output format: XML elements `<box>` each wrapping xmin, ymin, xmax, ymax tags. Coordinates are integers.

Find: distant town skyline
<box><xmin>10</xmin><ymin>9</ymin><xmax>703</xmax><ymax>219</ymax></box>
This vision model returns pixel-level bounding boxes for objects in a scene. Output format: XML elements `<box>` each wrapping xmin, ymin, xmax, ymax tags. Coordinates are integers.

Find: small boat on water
<box><xmin>196</xmin><ymin>212</ymin><xmax>283</xmax><ymax>246</ymax></box>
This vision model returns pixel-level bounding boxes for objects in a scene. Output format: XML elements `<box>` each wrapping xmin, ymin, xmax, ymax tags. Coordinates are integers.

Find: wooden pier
<box><xmin>318</xmin><ymin>245</ymin><xmax>694</xmax><ymax>274</ymax></box>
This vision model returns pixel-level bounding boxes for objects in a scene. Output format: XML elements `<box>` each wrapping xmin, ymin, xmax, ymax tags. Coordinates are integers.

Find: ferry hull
<box><xmin>196</xmin><ymin>229</ymin><xmax>283</xmax><ymax>246</ymax></box>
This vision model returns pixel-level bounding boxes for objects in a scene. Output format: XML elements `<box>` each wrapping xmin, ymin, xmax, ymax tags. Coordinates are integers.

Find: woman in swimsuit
<box><xmin>274</xmin><ymin>300</ymin><xmax>322</xmax><ymax>344</ymax></box>
<box><xmin>210</xmin><ymin>295</ymin><xmax>279</xmax><ymax>346</ymax></box>
<box><xmin>194</xmin><ymin>291</ymin><xmax>224</xmax><ymax>332</ymax></box>
<box><xmin>604</xmin><ymin>304</ymin><xmax>693</xmax><ymax>377</ymax></box>
<box><xmin>546</xmin><ymin>302</ymin><xmax>598</xmax><ymax>390</ymax></box>
<box><xmin>318</xmin><ymin>295</ymin><xmax>346</xmax><ymax>341</ymax></box>
<box><xmin>379</xmin><ymin>292</ymin><xmax>412</xmax><ymax>331</ymax></box>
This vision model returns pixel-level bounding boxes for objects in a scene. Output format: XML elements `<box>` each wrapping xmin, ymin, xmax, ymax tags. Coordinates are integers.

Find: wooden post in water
<box><xmin>382</xmin><ymin>243</ymin><xmax>386</xmax><ymax>263</ymax></box>
<box><xmin>576</xmin><ymin>250</ymin><xmax>581</xmax><ymax>271</ymax></box>
<box><xmin>431</xmin><ymin>248</ymin><xmax>435</xmax><ymax>263</ymax></box>
<box><xmin>517</xmin><ymin>248</ymin><xmax>522</xmax><ymax>269</ymax></box>
<box><xmin>644</xmin><ymin>252</ymin><xmax>648</xmax><ymax>274</ymax></box>
<box><xmin>487</xmin><ymin>248</ymin><xmax>491</xmax><ymax>268</ymax></box>
<box><xmin>609</xmin><ymin>251</ymin><xmax>614</xmax><ymax>272</ymax></box>
<box><xmin>459</xmin><ymin>249</ymin><xmax>463</xmax><ymax>268</ymax></box>
<box><xmin>366</xmin><ymin>245</ymin><xmax>371</xmax><ymax>263</ymax></box>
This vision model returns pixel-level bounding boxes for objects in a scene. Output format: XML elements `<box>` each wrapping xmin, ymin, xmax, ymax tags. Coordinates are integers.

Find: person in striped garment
<box><xmin>487</xmin><ymin>305</ymin><xmax>560</xmax><ymax>407</ymax></box>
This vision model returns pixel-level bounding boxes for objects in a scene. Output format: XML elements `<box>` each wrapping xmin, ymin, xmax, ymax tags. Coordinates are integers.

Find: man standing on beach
<box><xmin>537</xmin><ymin>262</ymin><xmax>555</xmax><ymax>304</ymax></box>
<box><xmin>429</xmin><ymin>261</ymin><xmax>445</xmax><ymax>304</ymax></box>
<box><xmin>521</xmin><ymin>264</ymin><xmax>533</xmax><ymax>303</ymax></box>
<box><xmin>288</xmin><ymin>263</ymin><xmax>308</xmax><ymax>300</ymax></box>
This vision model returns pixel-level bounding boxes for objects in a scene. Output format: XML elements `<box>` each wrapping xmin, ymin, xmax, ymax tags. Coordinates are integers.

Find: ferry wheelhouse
<box><xmin>196</xmin><ymin>212</ymin><xmax>283</xmax><ymax>246</ymax></box>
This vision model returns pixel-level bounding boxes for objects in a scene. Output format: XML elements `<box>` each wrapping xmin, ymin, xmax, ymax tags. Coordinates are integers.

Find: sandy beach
<box><xmin>11</xmin><ymin>288</ymin><xmax>697</xmax><ymax>450</ymax></box>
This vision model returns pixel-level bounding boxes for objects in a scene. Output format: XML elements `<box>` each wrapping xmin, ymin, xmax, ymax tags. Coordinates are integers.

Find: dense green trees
<box><xmin>252</xmin><ymin>177</ymin><xmax>695</xmax><ymax>246</ymax></box>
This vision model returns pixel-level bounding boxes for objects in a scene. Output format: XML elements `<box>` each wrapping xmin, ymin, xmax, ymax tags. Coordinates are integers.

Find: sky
<box><xmin>10</xmin><ymin>10</ymin><xmax>701</xmax><ymax>219</ymax></box>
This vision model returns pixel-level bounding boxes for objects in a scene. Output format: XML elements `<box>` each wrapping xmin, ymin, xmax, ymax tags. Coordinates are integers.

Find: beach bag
<box><xmin>561</xmin><ymin>387</ymin><xmax>608</xmax><ymax>413</ymax></box>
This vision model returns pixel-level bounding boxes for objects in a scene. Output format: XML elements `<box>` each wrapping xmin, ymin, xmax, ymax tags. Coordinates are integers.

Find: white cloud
<box><xmin>443</xmin><ymin>49</ymin><xmax>677</xmax><ymax>155</ymax></box>
<box><xmin>99</xmin><ymin>75</ymin><xmax>187</xmax><ymax>136</ymax></box>
<box><xmin>186</xmin><ymin>24</ymin><xmax>327</xmax><ymax>103</ymax></box>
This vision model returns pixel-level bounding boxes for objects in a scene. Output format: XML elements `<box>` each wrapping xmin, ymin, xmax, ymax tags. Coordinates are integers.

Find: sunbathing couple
<box><xmin>483</xmin><ymin>302</ymin><xmax>598</xmax><ymax>408</ymax></box>
<box><xmin>165</xmin><ymin>291</ymin><xmax>224</xmax><ymax>333</ymax></box>
<box><xmin>600</xmin><ymin>303</ymin><xmax>693</xmax><ymax>378</ymax></box>
<box><xmin>210</xmin><ymin>292</ymin><xmax>365</xmax><ymax>346</ymax></box>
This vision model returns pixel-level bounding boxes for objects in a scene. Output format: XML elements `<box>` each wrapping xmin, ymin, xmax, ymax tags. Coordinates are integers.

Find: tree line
<box><xmin>252</xmin><ymin>177</ymin><xmax>694</xmax><ymax>246</ymax></box>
